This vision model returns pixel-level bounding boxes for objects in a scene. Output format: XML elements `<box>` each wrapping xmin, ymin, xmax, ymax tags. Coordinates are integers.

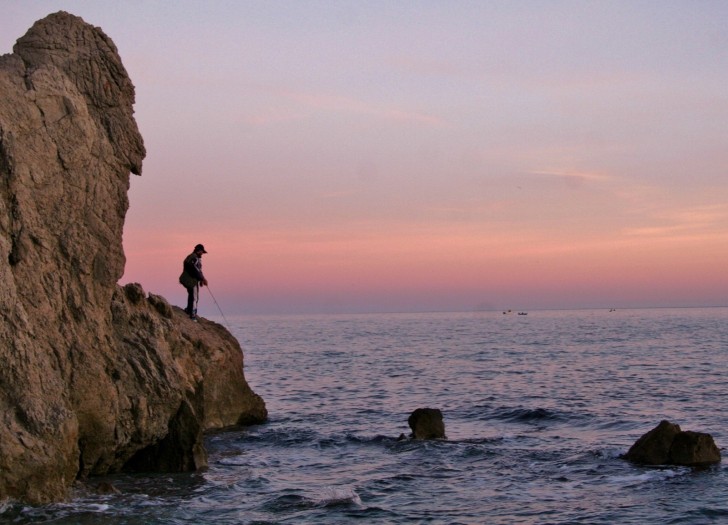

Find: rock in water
<box><xmin>408</xmin><ymin>408</ymin><xmax>446</xmax><ymax>439</ymax></box>
<box><xmin>669</xmin><ymin>430</ymin><xmax>721</xmax><ymax>466</ymax></box>
<box><xmin>95</xmin><ymin>481</ymin><xmax>121</xmax><ymax>495</ymax></box>
<box><xmin>624</xmin><ymin>420</ymin><xmax>721</xmax><ymax>466</ymax></box>
<box><xmin>624</xmin><ymin>420</ymin><xmax>681</xmax><ymax>465</ymax></box>
<box><xmin>0</xmin><ymin>12</ymin><xmax>266</xmax><ymax>504</ymax></box>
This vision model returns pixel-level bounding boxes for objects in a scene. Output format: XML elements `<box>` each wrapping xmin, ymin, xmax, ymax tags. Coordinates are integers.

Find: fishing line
<box><xmin>205</xmin><ymin>285</ymin><xmax>233</xmax><ymax>332</ymax></box>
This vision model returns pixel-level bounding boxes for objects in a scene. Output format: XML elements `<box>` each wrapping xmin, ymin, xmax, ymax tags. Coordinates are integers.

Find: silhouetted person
<box><xmin>179</xmin><ymin>244</ymin><xmax>208</xmax><ymax>320</ymax></box>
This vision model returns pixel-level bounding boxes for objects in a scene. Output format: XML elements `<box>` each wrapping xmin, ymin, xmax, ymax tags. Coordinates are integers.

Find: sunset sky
<box><xmin>3</xmin><ymin>1</ymin><xmax>728</xmax><ymax>314</ymax></box>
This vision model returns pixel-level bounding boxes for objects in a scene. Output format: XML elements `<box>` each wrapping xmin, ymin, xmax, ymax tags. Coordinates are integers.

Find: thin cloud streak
<box><xmin>278</xmin><ymin>89</ymin><xmax>449</xmax><ymax>126</ymax></box>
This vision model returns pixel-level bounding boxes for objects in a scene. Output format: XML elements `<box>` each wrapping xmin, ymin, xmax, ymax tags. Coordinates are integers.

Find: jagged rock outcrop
<box><xmin>0</xmin><ymin>12</ymin><xmax>266</xmax><ymax>504</ymax></box>
<box><xmin>624</xmin><ymin>420</ymin><xmax>721</xmax><ymax>466</ymax></box>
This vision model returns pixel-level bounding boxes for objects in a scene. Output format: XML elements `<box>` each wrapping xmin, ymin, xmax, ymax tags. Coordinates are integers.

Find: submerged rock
<box><xmin>624</xmin><ymin>420</ymin><xmax>720</xmax><ymax>466</ymax></box>
<box><xmin>408</xmin><ymin>408</ymin><xmax>446</xmax><ymax>440</ymax></box>
<box><xmin>95</xmin><ymin>482</ymin><xmax>121</xmax><ymax>495</ymax></box>
<box><xmin>0</xmin><ymin>12</ymin><xmax>266</xmax><ymax>503</ymax></box>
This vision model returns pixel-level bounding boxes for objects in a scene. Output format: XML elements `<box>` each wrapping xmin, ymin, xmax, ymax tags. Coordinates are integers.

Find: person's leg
<box><xmin>186</xmin><ymin>286</ymin><xmax>195</xmax><ymax>315</ymax></box>
<box><xmin>192</xmin><ymin>285</ymin><xmax>199</xmax><ymax>317</ymax></box>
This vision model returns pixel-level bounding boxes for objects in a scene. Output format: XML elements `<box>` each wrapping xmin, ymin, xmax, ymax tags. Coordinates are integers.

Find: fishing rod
<box><xmin>204</xmin><ymin>284</ymin><xmax>233</xmax><ymax>332</ymax></box>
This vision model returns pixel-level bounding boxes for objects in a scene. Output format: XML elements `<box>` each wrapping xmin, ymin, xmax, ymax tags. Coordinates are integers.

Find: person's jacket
<box><xmin>183</xmin><ymin>252</ymin><xmax>204</xmax><ymax>281</ymax></box>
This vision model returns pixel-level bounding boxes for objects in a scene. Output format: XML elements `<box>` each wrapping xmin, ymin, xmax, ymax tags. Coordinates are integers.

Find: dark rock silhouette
<box><xmin>624</xmin><ymin>420</ymin><xmax>681</xmax><ymax>465</ymax></box>
<box><xmin>0</xmin><ymin>12</ymin><xmax>266</xmax><ymax>503</ymax></box>
<box><xmin>624</xmin><ymin>420</ymin><xmax>721</xmax><ymax>466</ymax></box>
<box><xmin>669</xmin><ymin>430</ymin><xmax>721</xmax><ymax>466</ymax></box>
<box><xmin>408</xmin><ymin>408</ymin><xmax>446</xmax><ymax>439</ymax></box>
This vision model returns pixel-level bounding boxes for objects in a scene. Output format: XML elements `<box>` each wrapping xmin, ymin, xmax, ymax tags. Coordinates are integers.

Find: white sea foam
<box><xmin>608</xmin><ymin>468</ymin><xmax>684</xmax><ymax>485</ymax></box>
<box><xmin>594</xmin><ymin>447</ymin><xmax>624</xmax><ymax>459</ymax></box>
<box><xmin>85</xmin><ymin>503</ymin><xmax>110</xmax><ymax>512</ymax></box>
<box><xmin>313</xmin><ymin>486</ymin><xmax>362</xmax><ymax>507</ymax></box>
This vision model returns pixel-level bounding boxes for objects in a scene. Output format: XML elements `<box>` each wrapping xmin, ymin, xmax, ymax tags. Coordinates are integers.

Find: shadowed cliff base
<box><xmin>0</xmin><ymin>12</ymin><xmax>266</xmax><ymax>503</ymax></box>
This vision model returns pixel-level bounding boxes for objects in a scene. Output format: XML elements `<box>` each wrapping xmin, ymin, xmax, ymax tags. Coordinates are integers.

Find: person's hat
<box><xmin>194</xmin><ymin>244</ymin><xmax>207</xmax><ymax>253</ymax></box>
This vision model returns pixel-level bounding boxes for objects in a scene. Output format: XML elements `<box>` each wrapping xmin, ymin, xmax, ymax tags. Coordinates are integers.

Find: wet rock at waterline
<box><xmin>408</xmin><ymin>408</ymin><xmax>446</xmax><ymax>439</ymax></box>
<box><xmin>624</xmin><ymin>420</ymin><xmax>721</xmax><ymax>466</ymax></box>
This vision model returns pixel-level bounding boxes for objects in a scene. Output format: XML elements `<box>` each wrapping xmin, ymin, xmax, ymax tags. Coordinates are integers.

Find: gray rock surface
<box><xmin>0</xmin><ymin>12</ymin><xmax>266</xmax><ymax>504</ymax></box>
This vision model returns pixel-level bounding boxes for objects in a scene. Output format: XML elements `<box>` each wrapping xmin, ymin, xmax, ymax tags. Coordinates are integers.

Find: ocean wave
<box><xmin>594</xmin><ymin>419</ymin><xmax>641</xmax><ymax>431</ymax></box>
<box><xmin>607</xmin><ymin>468</ymin><xmax>686</xmax><ymax>486</ymax></box>
<box><xmin>459</xmin><ymin>404</ymin><xmax>592</xmax><ymax>425</ymax></box>
<box><xmin>492</xmin><ymin>407</ymin><xmax>562</xmax><ymax>422</ymax></box>
<box><xmin>680</xmin><ymin>507</ymin><xmax>728</xmax><ymax>521</ymax></box>
<box><xmin>592</xmin><ymin>447</ymin><xmax>625</xmax><ymax>460</ymax></box>
<box><xmin>237</xmin><ymin>427</ymin><xmax>321</xmax><ymax>446</ymax></box>
<box><xmin>3</xmin><ymin>501</ymin><xmax>112</xmax><ymax>522</ymax></box>
<box><xmin>264</xmin><ymin>493</ymin><xmax>309</xmax><ymax>511</ymax></box>
<box><xmin>312</xmin><ymin>486</ymin><xmax>363</xmax><ymax>507</ymax></box>
<box><xmin>264</xmin><ymin>486</ymin><xmax>362</xmax><ymax>511</ymax></box>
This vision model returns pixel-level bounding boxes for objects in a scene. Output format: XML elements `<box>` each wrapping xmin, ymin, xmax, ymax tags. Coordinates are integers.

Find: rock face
<box><xmin>408</xmin><ymin>408</ymin><xmax>446</xmax><ymax>440</ymax></box>
<box><xmin>0</xmin><ymin>12</ymin><xmax>266</xmax><ymax>504</ymax></box>
<box><xmin>624</xmin><ymin>420</ymin><xmax>721</xmax><ymax>466</ymax></box>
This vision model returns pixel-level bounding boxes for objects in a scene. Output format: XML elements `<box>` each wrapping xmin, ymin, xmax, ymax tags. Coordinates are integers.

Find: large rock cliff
<box><xmin>0</xmin><ymin>12</ymin><xmax>266</xmax><ymax>504</ymax></box>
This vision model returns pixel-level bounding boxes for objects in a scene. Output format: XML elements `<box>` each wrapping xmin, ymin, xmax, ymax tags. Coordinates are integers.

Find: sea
<box><xmin>3</xmin><ymin>307</ymin><xmax>728</xmax><ymax>524</ymax></box>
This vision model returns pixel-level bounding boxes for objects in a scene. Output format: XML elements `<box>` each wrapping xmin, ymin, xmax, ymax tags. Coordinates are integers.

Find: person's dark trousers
<box><xmin>185</xmin><ymin>285</ymin><xmax>198</xmax><ymax>317</ymax></box>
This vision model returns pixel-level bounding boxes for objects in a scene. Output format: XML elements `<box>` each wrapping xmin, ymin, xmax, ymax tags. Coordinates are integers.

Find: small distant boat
<box><xmin>503</xmin><ymin>310</ymin><xmax>528</xmax><ymax>315</ymax></box>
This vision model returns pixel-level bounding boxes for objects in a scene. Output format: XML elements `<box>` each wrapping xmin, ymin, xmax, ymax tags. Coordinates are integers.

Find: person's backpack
<box><xmin>179</xmin><ymin>254</ymin><xmax>198</xmax><ymax>288</ymax></box>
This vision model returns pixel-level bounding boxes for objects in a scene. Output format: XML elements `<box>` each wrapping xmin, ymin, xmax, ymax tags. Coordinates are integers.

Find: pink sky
<box><xmin>3</xmin><ymin>1</ymin><xmax>728</xmax><ymax>314</ymax></box>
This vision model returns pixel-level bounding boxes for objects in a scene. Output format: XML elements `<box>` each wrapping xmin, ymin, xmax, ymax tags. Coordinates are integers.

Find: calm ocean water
<box><xmin>4</xmin><ymin>308</ymin><xmax>728</xmax><ymax>524</ymax></box>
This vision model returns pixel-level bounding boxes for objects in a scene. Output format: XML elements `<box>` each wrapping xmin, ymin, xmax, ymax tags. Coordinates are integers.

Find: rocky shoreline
<box><xmin>0</xmin><ymin>12</ymin><xmax>266</xmax><ymax>503</ymax></box>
